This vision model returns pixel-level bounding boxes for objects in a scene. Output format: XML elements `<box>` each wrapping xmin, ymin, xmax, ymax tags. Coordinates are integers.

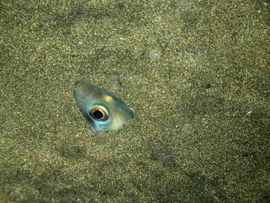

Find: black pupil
<box><xmin>92</xmin><ymin>109</ymin><xmax>104</xmax><ymax>119</ymax></box>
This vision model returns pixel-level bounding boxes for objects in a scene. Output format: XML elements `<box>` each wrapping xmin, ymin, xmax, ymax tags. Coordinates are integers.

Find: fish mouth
<box><xmin>74</xmin><ymin>80</ymin><xmax>97</xmax><ymax>96</ymax></box>
<box><xmin>74</xmin><ymin>80</ymin><xmax>84</xmax><ymax>89</ymax></box>
<box><xmin>74</xmin><ymin>80</ymin><xmax>80</xmax><ymax>85</ymax></box>
<box><xmin>74</xmin><ymin>81</ymin><xmax>82</xmax><ymax>96</ymax></box>
<box><xmin>75</xmin><ymin>80</ymin><xmax>94</xmax><ymax>87</ymax></box>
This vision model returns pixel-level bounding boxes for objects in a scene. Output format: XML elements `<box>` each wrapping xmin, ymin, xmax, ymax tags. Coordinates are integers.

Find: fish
<box><xmin>74</xmin><ymin>80</ymin><xmax>134</xmax><ymax>133</ymax></box>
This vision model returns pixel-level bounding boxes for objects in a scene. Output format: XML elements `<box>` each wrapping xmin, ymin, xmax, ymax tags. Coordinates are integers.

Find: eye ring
<box><xmin>89</xmin><ymin>105</ymin><xmax>109</xmax><ymax>121</ymax></box>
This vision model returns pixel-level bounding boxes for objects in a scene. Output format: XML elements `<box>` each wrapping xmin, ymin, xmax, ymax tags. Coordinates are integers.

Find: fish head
<box><xmin>74</xmin><ymin>80</ymin><xmax>134</xmax><ymax>133</ymax></box>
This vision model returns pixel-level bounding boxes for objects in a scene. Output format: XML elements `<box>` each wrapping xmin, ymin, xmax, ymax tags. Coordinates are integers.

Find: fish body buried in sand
<box><xmin>74</xmin><ymin>80</ymin><xmax>134</xmax><ymax>133</ymax></box>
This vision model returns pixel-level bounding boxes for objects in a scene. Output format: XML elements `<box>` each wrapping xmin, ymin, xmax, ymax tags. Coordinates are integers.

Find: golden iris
<box><xmin>89</xmin><ymin>105</ymin><xmax>109</xmax><ymax>121</ymax></box>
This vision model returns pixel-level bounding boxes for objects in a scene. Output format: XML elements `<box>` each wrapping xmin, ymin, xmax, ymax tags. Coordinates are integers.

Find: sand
<box><xmin>1</xmin><ymin>0</ymin><xmax>269</xmax><ymax>202</ymax></box>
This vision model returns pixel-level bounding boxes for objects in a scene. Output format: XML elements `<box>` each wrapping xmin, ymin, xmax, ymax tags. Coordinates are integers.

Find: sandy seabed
<box><xmin>0</xmin><ymin>0</ymin><xmax>269</xmax><ymax>202</ymax></box>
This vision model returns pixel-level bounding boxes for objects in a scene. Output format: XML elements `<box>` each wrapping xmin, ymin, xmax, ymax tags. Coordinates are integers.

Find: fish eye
<box><xmin>89</xmin><ymin>105</ymin><xmax>109</xmax><ymax>121</ymax></box>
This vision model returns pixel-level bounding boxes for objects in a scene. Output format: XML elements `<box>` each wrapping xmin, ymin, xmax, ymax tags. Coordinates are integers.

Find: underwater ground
<box><xmin>1</xmin><ymin>0</ymin><xmax>269</xmax><ymax>202</ymax></box>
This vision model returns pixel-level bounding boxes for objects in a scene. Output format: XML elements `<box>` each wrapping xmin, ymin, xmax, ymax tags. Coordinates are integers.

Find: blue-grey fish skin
<box><xmin>74</xmin><ymin>80</ymin><xmax>134</xmax><ymax>133</ymax></box>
